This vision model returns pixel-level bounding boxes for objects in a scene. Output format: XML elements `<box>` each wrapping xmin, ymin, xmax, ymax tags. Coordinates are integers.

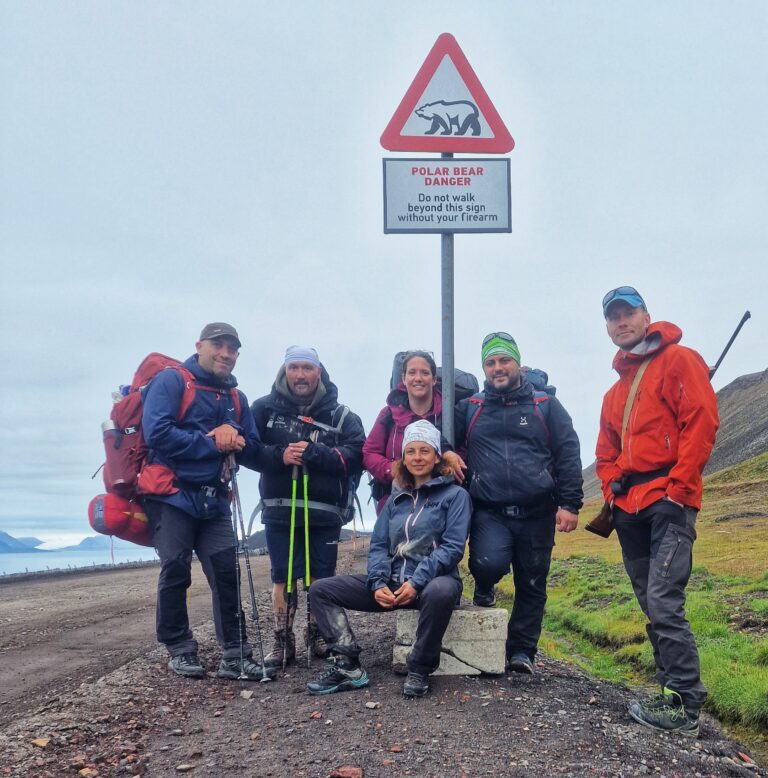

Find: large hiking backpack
<box><xmin>89</xmin><ymin>352</ymin><xmax>241</xmax><ymax>545</ymax></box>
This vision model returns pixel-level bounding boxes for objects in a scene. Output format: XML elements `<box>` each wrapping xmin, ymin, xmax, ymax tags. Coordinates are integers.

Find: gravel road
<box><xmin>0</xmin><ymin>541</ymin><xmax>763</xmax><ymax>777</ymax></box>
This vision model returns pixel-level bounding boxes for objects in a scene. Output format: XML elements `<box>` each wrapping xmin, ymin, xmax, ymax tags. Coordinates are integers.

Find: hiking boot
<box><xmin>217</xmin><ymin>656</ymin><xmax>277</xmax><ymax>681</ymax></box>
<box><xmin>628</xmin><ymin>688</ymin><xmax>667</xmax><ymax>711</ymax></box>
<box><xmin>506</xmin><ymin>652</ymin><xmax>534</xmax><ymax>675</ymax></box>
<box><xmin>473</xmin><ymin>585</ymin><xmax>496</xmax><ymax>608</ymax></box>
<box><xmin>263</xmin><ymin>629</ymin><xmax>295</xmax><ymax>669</ymax></box>
<box><xmin>304</xmin><ymin>622</ymin><xmax>329</xmax><ymax>658</ymax></box>
<box><xmin>628</xmin><ymin>688</ymin><xmax>700</xmax><ymax>738</ymax></box>
<box><xmin>167</xmin><ymin>653</ymin><xmax>205</xmax><ymax>679</ymax></box>
<box><xmin>306</xmin><ymin>654</ymin><xmax>369</xmax><ymax>695</ymax></box>
<box><xmin>403</xmin><ymin>671</ymin><xmax>430</xmax><ymax>698</ymax></box>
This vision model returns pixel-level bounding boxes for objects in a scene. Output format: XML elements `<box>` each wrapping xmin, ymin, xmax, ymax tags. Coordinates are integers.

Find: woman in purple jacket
<box><xmin>363</xmin><ymin>351</ymin><xmax>463</xmax><ymax>514</ymax></box>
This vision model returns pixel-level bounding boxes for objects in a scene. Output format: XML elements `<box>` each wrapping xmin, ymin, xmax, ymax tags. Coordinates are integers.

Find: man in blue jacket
<box><xmin>454</xmin><ymin>332</ymin><xmax>583</xmax><ymax>674</ymax></box>
<box><xmin>141</xmin><ymin>322</ymin><xmax>264</xmax><ymax>680</ymax></box>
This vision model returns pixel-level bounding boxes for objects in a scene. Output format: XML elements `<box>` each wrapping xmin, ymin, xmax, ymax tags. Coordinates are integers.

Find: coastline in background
<box><xmin>0</xmin><ymin>546</ymin><xmax>158</xmax><ymax>576</ymax></box>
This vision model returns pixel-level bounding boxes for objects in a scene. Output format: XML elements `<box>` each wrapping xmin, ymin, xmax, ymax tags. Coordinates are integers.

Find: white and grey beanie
<box><xmin>401</xmin><ymin>420</ymin><xmax>441</xmax><ymax>456</ymax></box>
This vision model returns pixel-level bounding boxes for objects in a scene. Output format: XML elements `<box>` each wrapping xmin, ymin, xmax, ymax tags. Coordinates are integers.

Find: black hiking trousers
<box><xmin>468</xmin><ymin>507</ymin><xmax>556</xmax><ymax>661</ymax></box>
<box><xmin>614</xmin><ymin>498</ymin><xmax>706</xmax><ymax>713</ymax></box>
<box><xmin>144</xmin><ymin>500</ymin><xmax>251</xmax><ymax>660</ymax></box>
<box><xmin>309</xmin><ymin>573</ymin><xmax>462</xmax><ymax>675</ymax></box>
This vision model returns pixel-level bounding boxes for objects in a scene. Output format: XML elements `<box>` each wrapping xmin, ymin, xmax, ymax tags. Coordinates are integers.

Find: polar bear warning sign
<box><xmin>380</xmin><ymin>33</ymin><xmax>514</xmax><ymax>154</ymax></box>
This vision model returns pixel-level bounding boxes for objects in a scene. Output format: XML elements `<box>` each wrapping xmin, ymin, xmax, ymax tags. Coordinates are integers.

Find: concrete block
<box><xmin>393</xmin><ymin>606</ymin><xmax>507</xmax><ymax>676</ymax></box>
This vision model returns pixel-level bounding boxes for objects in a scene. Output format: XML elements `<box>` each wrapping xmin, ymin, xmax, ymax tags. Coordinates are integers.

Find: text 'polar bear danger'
<box><xmin>411</xmin><ymin>165</ymin><xmax>484</xmax><ymax>186</ymax></box>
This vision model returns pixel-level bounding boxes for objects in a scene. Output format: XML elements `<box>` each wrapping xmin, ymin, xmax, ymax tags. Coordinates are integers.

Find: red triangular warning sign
<box><xmin>380</xmin><ymin>33</ymin><xmax>514</xmax><ymax>154</ymax></box>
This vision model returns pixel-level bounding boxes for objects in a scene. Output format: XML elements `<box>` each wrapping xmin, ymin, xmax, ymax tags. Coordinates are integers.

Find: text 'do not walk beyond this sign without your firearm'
<box><xmin>383</xmin><ymin>158</ymin><xmax>511</xmax><ymax>234</ymax></box>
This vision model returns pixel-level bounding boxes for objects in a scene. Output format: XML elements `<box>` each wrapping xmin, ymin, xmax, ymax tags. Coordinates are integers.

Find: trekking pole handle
<box><xmin>709</xmin><ymin>310</ymin><xmax>751</xmax><ymax>379</ymax></box>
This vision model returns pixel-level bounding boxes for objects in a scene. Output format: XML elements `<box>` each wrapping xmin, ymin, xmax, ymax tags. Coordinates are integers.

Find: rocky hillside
<box><xmin>705</xmin><ymin>368</ymin><xmax>768</xmax><ymax>474</ymax></box>
<box><xmin>582</xmin><ymin>367</ymin><xmax>768</xmax><ymax>500</ymax></box>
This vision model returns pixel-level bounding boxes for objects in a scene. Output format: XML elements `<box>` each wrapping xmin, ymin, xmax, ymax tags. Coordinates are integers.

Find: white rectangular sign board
<box><xmin>383</xmin><ymin>157</ymin><xmax>511</xmax><ymax>234</ymax></box>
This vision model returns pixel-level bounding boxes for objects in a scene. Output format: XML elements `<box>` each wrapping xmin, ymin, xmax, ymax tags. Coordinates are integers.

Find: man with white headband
<box><xmin>306</xmin><ymin>419</ymin><xmax>471</xmax><ymax>697</ymax></box>
<box><xmin>250</xmin><ymin>345</ymin><xmax>365</xmax><ymax>669</ymax></box>
<box><xmin>454</xmin><ymin>332</ymin><xmax>583</xmax><ymax>676</ymax></box>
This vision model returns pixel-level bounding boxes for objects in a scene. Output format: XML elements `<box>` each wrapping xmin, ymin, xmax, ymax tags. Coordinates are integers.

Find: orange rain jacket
<box><xmin>596</xmin><ymin>321</ymin><xmax>719</xmax><ymax>512</ymax></box>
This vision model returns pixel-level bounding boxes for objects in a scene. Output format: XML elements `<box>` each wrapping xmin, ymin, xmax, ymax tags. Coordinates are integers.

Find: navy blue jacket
<box><xmin>142</xmin><ymin>355</ymin><xmax>261</xmax><ymax>518</ymax></box>
<box><xmin>367</xmin><ymin>474</ymin><xmax>471</xmax><ymax>592</ymax></box>
<box><xmin>250</xmin><ymin>368</ymin><xmax>364</xmax><ymax>527</ymax></box>
<box><xmin>455</xmin><ymin>379</ymin><xmax>583</xmax><ymax>512</ymax></box>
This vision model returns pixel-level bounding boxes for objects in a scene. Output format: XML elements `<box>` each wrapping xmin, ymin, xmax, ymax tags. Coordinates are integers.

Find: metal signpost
<box><xmin>381</xmin><ymin>33</ymin><xmax>514</xmax><ymax>444</ymax></box>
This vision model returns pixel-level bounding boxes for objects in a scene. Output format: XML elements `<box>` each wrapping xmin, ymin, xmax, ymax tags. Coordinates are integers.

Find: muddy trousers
<box><xmin>614</xmin><ymin>499</ymin><xmax>706</xmax><ymax>713</ymax></box>
<box><xmin>144</xmin><ymin>500</ymin><xmax>251</xmax><ymax>660</ymax></box>
<box><xmin>309</xmin><ymin>573</ymin><xmax>462</xmax><ymax>675</ymax></box>
<box><xmin>468</xmin><ymin>508</ymin><xmax>556</xmax><ymax>661</ymax></box>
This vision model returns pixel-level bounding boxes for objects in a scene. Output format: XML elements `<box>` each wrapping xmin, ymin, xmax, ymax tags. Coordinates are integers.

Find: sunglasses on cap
<box><xmin>602</xmin><ymin>286</ymin><xmax>643</xmax><ymax>308</ymax></box>
<box><xmin>482</xmin><ymin>331</ymin><xmax>515</xmax><ymax>347</ymax></box>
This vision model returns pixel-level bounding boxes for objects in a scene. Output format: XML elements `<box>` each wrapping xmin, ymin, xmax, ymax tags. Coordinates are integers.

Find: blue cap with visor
<box><xmin>602</xmin><ymin>286</ymin><xmax>647</xmax><ymax>317</ymax></box>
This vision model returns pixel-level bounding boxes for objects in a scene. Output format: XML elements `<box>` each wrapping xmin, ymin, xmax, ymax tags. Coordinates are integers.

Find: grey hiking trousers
<box><xmin>144</xmin><ymin>500</ymin><xmax>251</xmax><ymax>660</ymax></box>
<box><xmin>614</xmin><ymin>498</ymin><xmax>706</xmax><ymax>713</ymax></box>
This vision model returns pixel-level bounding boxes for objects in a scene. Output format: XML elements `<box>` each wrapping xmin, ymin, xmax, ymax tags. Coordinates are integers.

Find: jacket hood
<box><xmin>386</xmin><ymin>384</ymin><xmax>442</xmax><ymax>427</ymax></box>
<box><xmin>184</xmin><ymin>355</ymin><xmax>238</xmax><ymax>389</ymax></box>
<box><xmin>269</xmin><ymin>364</ymin><xmax>339</xmax><ymax>414</ymax></box>
<box><xmin>483</xmin><ymin>377</ymin><xmax>534</xmax><ymax>403</ymax></box>
<box><xmin>391</xmin><ymin>472</ymin><xmax>455</xmax><ymax>501</ymax></box>
<box><xmin>612</xmin><ymin>321</ymin><xmax>682</xmax><ymax>375</ymax></box>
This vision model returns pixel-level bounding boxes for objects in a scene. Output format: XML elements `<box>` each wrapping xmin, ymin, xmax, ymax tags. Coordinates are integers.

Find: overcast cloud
<box><xmin>1</xmin><ymin>2</ymin><xmax>765</xmax><ymax>545</ymax></box>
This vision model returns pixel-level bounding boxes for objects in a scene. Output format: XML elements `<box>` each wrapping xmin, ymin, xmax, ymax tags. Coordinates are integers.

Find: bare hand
<box><xmin>443</xmin><ymin>451</ymin><xmax>467</xmax><ymax>484</ymax></box>
<box><xmin>282</xmin><ymin>441</ymin><xmax>308</xmax><ymax>466</ymax></box>
<box><xmin>555</xmin><ymin>508</ymin><xmax>579</xmax><ymax>533</ymax></box>
<box><xmin>393</xmin><ymin>581</ymin><xmax>418</xmax><ymax>607</ymax></box>
<box><xmin>374</xmin><ymin>586</ymin><xmax>396</xmax><ymax>609</ymax></box>
<box><xmin>207</xmin><ymin>424</ymin><xmax>245</xmax><ymax>453</ymax></box>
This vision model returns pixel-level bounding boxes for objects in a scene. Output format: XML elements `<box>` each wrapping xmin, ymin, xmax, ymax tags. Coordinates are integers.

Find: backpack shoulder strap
<box><xmin>465</xmin><ymin>392</ymin><xmax>486</xmax><ymax>441</ymax></box>
<box><xmin>175</xmin><ymin>367</ymin><xmax>197</xmax><ymax>421</ymax></box>
<box><xmin>532</xmin><ymin>391</ymin><xmax>552</xmax><ymax>440</ymax></box>
<box><xmin>333</xmin><ymin>404</ymin><xmax>350</xmax><ymax>443</ymax></box>
<box><xmin>229</xmin><ymin>388</ymin><xmax>243</xmax><ymax>423</ymax></box>
<box><xmin>621</xmin><ymin>356</ymin><xmax>654</xmax><ymax>448</ymax></box>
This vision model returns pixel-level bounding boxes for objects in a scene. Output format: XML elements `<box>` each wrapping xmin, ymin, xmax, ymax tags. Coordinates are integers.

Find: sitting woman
<box><xmin>307</xmin><ymin>420</ymin><xmax>471</xmax><ymax>698</ymax></box>
<box><xmin>363</xmin><ymin>350</ymin><xmax>464</xmax><ymax>514</ymax></box>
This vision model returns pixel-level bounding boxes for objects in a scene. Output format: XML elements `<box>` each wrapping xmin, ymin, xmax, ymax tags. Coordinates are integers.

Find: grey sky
<box><xmin>1</xmin><ymin>2</ymin><xmax>765</xmax><ymax>545</ymax></box>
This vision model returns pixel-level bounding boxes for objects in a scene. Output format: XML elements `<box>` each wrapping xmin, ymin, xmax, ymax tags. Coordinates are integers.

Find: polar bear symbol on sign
<box><xmin>415</xmin><ymin>100</ymin><xmax>482</xmax><ymax>136</ymax></box>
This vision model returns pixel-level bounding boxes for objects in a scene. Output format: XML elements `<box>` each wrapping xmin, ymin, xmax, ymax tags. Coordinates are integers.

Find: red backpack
<box><xmin>90</xmin><ymin>353</ymin><xmax>241</xmax><ymax>545</ymax></box>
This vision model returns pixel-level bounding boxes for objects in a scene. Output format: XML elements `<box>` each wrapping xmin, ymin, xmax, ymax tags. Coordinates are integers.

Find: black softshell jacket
<box><xmin>454</xmin><ymin>379</ymin><xmax>583</xmax><ymax>512</ymax></box>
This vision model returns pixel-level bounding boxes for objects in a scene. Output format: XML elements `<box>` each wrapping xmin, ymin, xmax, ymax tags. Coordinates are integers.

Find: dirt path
<box><xmin>0</xmin><ymin>542</ymin><xmax>763</xmax><ymax>777</ymax></box>
<box><xmin>0</xmin><ymin>556</ymin><xmax>271</xmax><ymax>727</ymax></box>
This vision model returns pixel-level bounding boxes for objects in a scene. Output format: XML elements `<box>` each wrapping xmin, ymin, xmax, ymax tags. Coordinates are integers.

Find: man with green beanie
<box><xmin>454</xmin><ymin>332</ymin><xmax>583</xmax><ymax>674</ymax></box>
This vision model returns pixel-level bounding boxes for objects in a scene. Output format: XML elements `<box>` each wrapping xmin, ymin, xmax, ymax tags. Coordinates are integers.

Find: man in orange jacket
<box><xmin>597</xmin><ymin>286</ymin><xmax>719</xmax><ymax>738</ymax></box>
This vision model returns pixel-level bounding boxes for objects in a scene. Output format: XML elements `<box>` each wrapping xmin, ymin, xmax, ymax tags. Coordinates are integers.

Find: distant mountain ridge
<box><xmin>582</xmin><ymin>367</ymin><xmax>768</xmax><ymax>500</ymax></box>
<box><xmin>0</xmin><ymin>531</ymin><xmax>44</xmax><ymax>554</ymax></box>
<box><xmin>0</xmin><ymin>532</ymin><xmax>139</xmax><ymax>553</ymax></box>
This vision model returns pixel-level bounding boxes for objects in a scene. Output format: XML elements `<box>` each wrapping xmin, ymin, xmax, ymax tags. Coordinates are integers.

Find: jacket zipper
<box><xmin>400</xmin><ymin>491</ymin><xmax>426</xmax><ymax>583</ymax></box>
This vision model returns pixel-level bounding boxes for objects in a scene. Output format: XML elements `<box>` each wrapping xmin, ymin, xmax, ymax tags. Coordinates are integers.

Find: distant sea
<box><xmin>0</xmin><ymin>546</ymin><xmax>158</xmax><ymax>576</ymax></box>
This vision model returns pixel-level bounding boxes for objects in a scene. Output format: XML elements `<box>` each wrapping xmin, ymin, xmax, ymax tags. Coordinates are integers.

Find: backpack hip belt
<box><xmin>262</xmin><ymin>497</ymin><xmax>345</xmax><ymax>518</ymax></box>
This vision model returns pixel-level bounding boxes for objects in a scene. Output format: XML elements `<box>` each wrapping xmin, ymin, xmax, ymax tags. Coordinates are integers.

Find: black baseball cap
<box><xmin>199</xmin><ymin>322</ymin><xmax>241</xmax><ymax>348</ymax></box>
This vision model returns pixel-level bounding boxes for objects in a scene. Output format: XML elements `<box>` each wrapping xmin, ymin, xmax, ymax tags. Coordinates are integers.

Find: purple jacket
<box><xmin>363</xmin><ymin>385</ymin><xmax>443</xmax><ymax>513</ymax></box>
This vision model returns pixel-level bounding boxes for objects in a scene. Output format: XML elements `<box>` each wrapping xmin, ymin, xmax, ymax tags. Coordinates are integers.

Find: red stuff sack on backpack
<box><xmin>102</xmin><ymin>353</ymin><xmax>196</xmax><ymax>499</ymax></box>
<box><xmin>88</xmin><ymin>493</ymin><xmax>153</xmax><ymax>547</ymax></box>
